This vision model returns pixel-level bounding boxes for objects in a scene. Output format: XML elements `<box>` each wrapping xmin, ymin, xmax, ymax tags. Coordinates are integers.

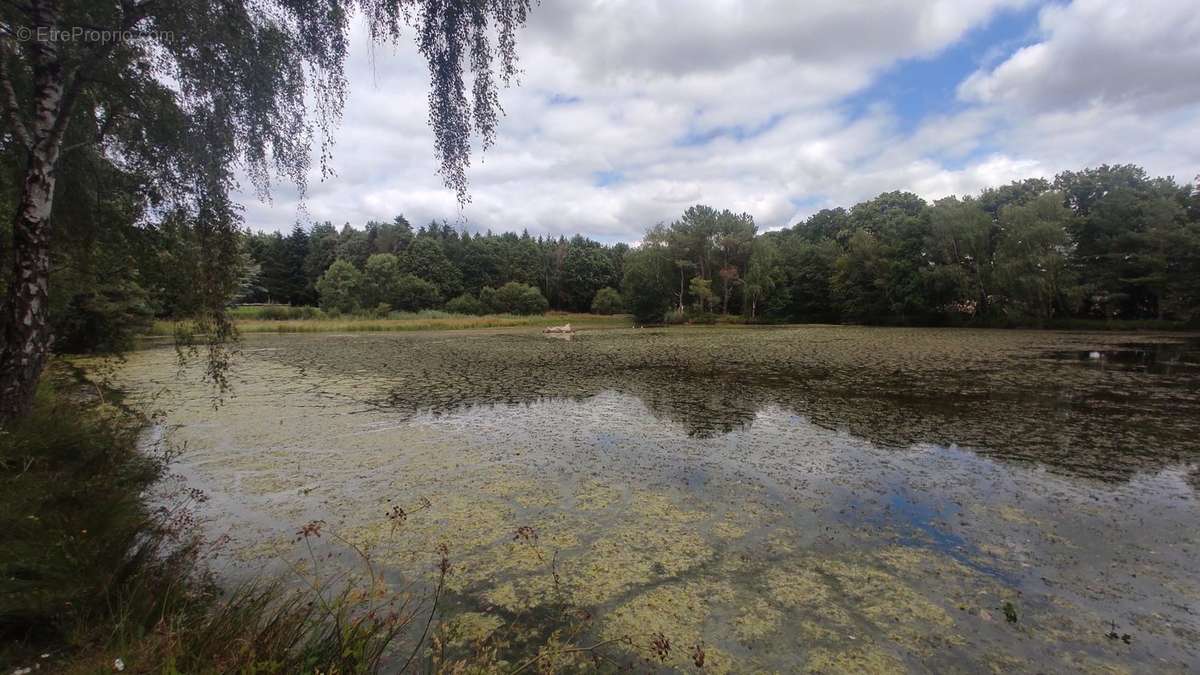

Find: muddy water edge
<box><xmin>106</xmin><ymin>326</ymin><xmax>1200</xmax><ymax>673</ymax></box>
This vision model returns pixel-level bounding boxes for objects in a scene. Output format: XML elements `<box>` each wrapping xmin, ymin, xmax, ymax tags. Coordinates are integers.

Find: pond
<box><xmin>112</xmin><ymin>326</ymin><xmax>1200</xmax><ymax>673</ymax></box>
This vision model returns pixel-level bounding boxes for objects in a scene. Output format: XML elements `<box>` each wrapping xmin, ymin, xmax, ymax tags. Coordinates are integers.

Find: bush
<box><xmin>482</xmin><ymin>282</ymin><xmax>548</xmax><ymax>315</ymax></box>
<box><xmin>1</xmin><ymin>369</ymin><xmax>161</xmax><ymax>662</ymax></box>
<box><xmin>479</xmin><ymin>286</ymin><xmax>498</xmax><ymax>312</ymax></box>
<box><xmin>254</xmin><ymin>305</ymin><xmax>291</xmax><ymax>320</ymax></box>
<box><xmin>590</xmin><ymin>287</ymin><xmax>624</xmax><ymax>315</ymax></box>
<box><xmin>662</xmin><ymin>307</ymin><xmax>687</xmax><ymax>324</ymax></box>
<box><xmin>492</xmin><ymin>279</ymin><xmax>549</xmax><ymax>314</ymax></box>
<box><xmin>51</xmin><ymin>281</ymin><xmax>153</xmax><ymax>353</ymax></box>
<box><xmin>445</xmin><ymin>293</ymin><xmax>486</xmax><ymax>315</ymax></box>
<box><xmin>659</xmin><ymin>308</ymin><xmax>745</xmax><ymax>325</ymax></box>
<box><xmin>392</xmin><ymin>274</ymin><xmax>442</xmax><ymax>312</ymax></box>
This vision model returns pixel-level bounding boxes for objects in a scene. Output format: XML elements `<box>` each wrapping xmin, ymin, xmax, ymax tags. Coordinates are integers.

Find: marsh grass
<box><xmin>149</xmin><ymin>310</ymin><xmax>630</xmax><ymax>336</ymax></box>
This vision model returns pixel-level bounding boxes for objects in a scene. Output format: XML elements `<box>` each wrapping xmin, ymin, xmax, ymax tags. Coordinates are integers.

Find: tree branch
<box><xmin>48</xmin><ymin>0</ymin><xmax>157</xmax><ymax>151</ymax></box>
<box><xmin>0</xmin><ymin>41</ymin><xmax>31</xmax><ymax>149</ymax></box>
<box><xmin>61</xmin><ymin>105</ymin><xmax>121</xmax><ymax>155</ymax></box>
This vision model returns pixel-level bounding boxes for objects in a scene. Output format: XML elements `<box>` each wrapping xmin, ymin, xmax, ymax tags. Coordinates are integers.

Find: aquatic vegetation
<box><xmin>104</xmin><ymin>325</ymin><xmax>1200</xmax><ymax>672</ymax></box>
<box><xmin>247</xmin><ymin>325</ymin><xmax>1200</xmax><ymax>481</ymax></box>
<box><xmin>804</xmin><ymin>646</ymin><xmax>906</xmax><ymax>674</ymax></box>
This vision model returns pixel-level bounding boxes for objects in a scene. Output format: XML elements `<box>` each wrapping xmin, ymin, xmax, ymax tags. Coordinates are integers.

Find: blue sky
<box><xmin>847</xmin><ymin>3</ymin><xmax>1041</xmax><ymax>132</ymax></box>
<box><xmin>239</xmin><ymin>0</ymin><xmax>1200</xmax><ymax>242</ymax></box>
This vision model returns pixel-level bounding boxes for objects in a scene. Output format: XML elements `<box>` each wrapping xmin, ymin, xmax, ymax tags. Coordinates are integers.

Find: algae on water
<box><xmin>107</xmin><ymin>326</ymin><xmax>1200</xmax><ymax>672</ymax></box>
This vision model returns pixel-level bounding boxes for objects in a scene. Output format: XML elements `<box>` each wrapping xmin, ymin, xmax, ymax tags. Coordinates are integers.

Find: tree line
<box><xmin>624</xmin><ymin>164</ymin><xmax>1200</xmax><ymax>326</ymax></box>
<box><xmin>241</xmin><ymin>218</ymin><xmax>628</xmax><ymax>315</ymax></box>
<box><xmin>19</xmin><ymin>161</ymin><xmax>1200</xmax><ymax>362</ymax></box>
<box><xmin>237</xmin><ymin>163</ymin><xmax>1199</xmax><ymax>327</ymax></box>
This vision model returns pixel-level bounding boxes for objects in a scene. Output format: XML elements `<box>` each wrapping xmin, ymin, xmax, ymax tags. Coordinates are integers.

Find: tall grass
<box><xmin>149</xmin><ymin>310</ymin><xmax>630</xmax><ymax>336</ymax></box>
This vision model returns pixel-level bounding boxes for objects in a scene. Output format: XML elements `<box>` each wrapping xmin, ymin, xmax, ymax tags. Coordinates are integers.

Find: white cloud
<box><xmin>959</xmin><ymin>0</ymin><xmax>1200</xmax><ymax>112</ymax></box>
<box><xmin>236</xmin><ymin>0</ymin><xmax>1200</xmax><ymax>242</ymax></box>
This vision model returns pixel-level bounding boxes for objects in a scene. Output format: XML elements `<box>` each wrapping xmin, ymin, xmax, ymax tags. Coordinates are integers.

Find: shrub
<box><xmin>254</xmin><ymin>305</ymin><xmax>291</xmax><ymax>320</ymax></box>
<box><xmin>393</xmin><ymin>274</ymin><xmax>442</xmax><ymax>311</ymax></box>
<box><xmin>51</xmin><ymin>281</ymin><xmax>153</xmax><ymax>353</ymax></box>
<box><xmin>590</xmin><ymin>287</ymin><xmax>624</xmax><ymax>315</ymax></box>
<box><xmin>662</xmin><ymin>307</ymin><xmax>687</xmax><ymax>324</ymax></box>
<box><xmin>480</xmin><ymin>282</ymin><xmax>548</xmax><ymax>315</ymax></box>
<box><xmin>479</xmin><ymin>286</ymin><xmax>498</xmax><ymax>312</ymax></box>
<box><xmin>493</xmin><ymin>282</ymin><xmax>549</xmax><ymax>315</ymax></box>
<box><xmin>445</xmin><ymin>293</ymin><xmax>486</xmax><ymax>315</ymax></box>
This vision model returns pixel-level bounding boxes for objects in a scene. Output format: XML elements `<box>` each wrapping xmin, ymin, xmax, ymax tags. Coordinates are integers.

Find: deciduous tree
<box><xmin>0</xmin><ymin>0</ymin><xmax>532</xmax><ymax>421</ymax></box>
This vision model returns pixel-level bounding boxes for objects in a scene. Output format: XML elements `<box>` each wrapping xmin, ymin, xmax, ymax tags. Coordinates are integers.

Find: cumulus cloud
<box><xmin>236</xmin><ymin>0</ymin><xmax>1200</xmax><ymax>242</ymax></box>
<box><xmin>959</xmin><ymin>0</ymin><xmax>1200</xmax><ymax>113</ymax></box>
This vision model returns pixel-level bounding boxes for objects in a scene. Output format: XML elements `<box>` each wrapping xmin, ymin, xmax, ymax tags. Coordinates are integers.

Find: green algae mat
<box><xmin>112</xmin><ymin>325</ymin><xmax>1200</xmax><ymax>672</ymax></box>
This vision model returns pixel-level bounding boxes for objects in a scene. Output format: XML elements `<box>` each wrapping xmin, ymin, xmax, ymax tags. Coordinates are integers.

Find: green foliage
<box><xmin>50</xmin><ymin>281</ymin><xmax>154</xmax><ymax>354</ymax></box>
<box><xmin>361</xmin><ymin>253</ymin><xmax>404</xmax><ymax>308</ymax></box>
<box><xmin>925</xmin><ymin>196</ymin><xmax>994</xmax><ymax>317</ymax></box>
<box><xmin>303</xmin><ymin>222</ymin><xmax>341</xmax><ymax>294</ymax></box>
<box><xmin>742</xmin><ymin>237</ymin><xmax>783</xmax><ymax>320</ymax></box>
<box><xmin>445</xmin><ymin>293</ymin><xmax>487</xmax><ymax>315</ymax></box>
<box><xmin>560</xmin><ymin>238</ymin><xmax>619</xmax><ymax>311</ymax></box>
<box><xmin>831</xmin><ymin>230</ymin><xmax>892</xmax><ymax>322</ymax></box>
<box><xmin>37</xmin><ymin>162</ymin><xmax>1198</xmax><ymax>350</ymax></box>
<box><xmin>483</xmin><ymin>282</ymin><xmax>549</xmax><ymax>315</ymax></box>
<box><xmin>786</xmin><ymin>238</ymin><xmax>839</xmax><ymax>322</ymax></box>
<box><xmin>619</xmin><ymin>168</ymin><xmax>1199</xmax><ymax>327</ymax></box>
<box><xmin>591</xmin><ymin>287</ymin><xmax>625</xmax><ymax>315</ymax></box>
<box><xmin>654</xmin><ymin>205</ymin><xmax>757</xmax><ymax>315</ymax></box>
<box><xmin>688</xmin><ymin>276</ymin><xmax>717</xmax><ymax>312</ymax></box>
<box><xmin>621</xmin><ymin>245</ymin><xmax>674</xmax><ymax>325</ymax></box>
<box><xmin>393</xmin><ymin>274</ymin><xmax>443</xmax><ymax>312</ymax></box>
<box><xmin>336</xmin><ymin>225</ymin><xmax>373</xmax><ymax>270</ymax></box>
<box><xmin>399</xmin><ymin>237</ymin><xmax>463</xmax><ymax>299</ymax></box>
<box><xmin>479</xmin><ymin>286</ymin><xmax>498</xmax><ymax>312</ymax></box>
<box><xmin>995</xmin><ymin>192</ymin><xmax>1079</xmax><ymax>321</ymax></box>
<box><xmin>315</xmin><ymin>260</ymin><xmax>363</xmax><ymax>315</ymax></box>
<box><xmin>1</xmin><ymin>370</ymin><xmax>161</xmax><ymax>657</ymax></box>
<box><xmin>245</xmin><ymin>225</ymin><xmax>632</xmax><ymax>319</ymax></box>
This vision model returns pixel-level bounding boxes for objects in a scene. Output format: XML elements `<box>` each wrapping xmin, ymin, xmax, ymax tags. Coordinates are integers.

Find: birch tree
<box><xmin>0</xmin><ymin>0</ymin><xmax>530</xmax><ymax>420</ymax></box>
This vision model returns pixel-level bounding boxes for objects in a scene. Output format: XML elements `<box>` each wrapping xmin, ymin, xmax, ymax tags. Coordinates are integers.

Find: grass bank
<box><xmin>148</xmin><ymin>310</ymin><xmax>630</xmax><ymax>336</ymax></box>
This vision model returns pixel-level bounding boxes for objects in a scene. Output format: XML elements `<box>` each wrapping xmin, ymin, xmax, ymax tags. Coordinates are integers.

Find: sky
<box><xmin>238</xmin><ymin>0</ymin><xmax>1200</xmax><ymax>242</ymax></box>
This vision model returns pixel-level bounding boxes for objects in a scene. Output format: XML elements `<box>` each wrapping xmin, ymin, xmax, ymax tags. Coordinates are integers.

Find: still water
<box><xmin>114</xmin><ymin>326</ymin><xmax>1200</xmax><ymax>672</ymax></box>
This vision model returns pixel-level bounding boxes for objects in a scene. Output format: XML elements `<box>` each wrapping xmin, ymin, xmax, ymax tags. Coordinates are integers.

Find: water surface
<box><xmin>114</xmin><ymin>326</ymin><xmax>1200</xmax><ymax>672</ymax></box>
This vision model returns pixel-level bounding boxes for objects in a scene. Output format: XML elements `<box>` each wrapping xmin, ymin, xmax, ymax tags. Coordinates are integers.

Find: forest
<box><xmin>622</xmin><ymin>165</ymin><xmax>1200</xmax><ymax>326</ymax></box>
<box><xmin>48</xmin><ymin>162</ymin><xmax>1198</xmax><ymax>352</ymax></box>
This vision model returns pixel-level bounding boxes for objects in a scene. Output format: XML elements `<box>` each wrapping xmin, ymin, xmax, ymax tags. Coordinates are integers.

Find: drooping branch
<box><xmin>61</xmin><ymin>103</ymin><xmax>121</xmax><ymax>155</ymax></box>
